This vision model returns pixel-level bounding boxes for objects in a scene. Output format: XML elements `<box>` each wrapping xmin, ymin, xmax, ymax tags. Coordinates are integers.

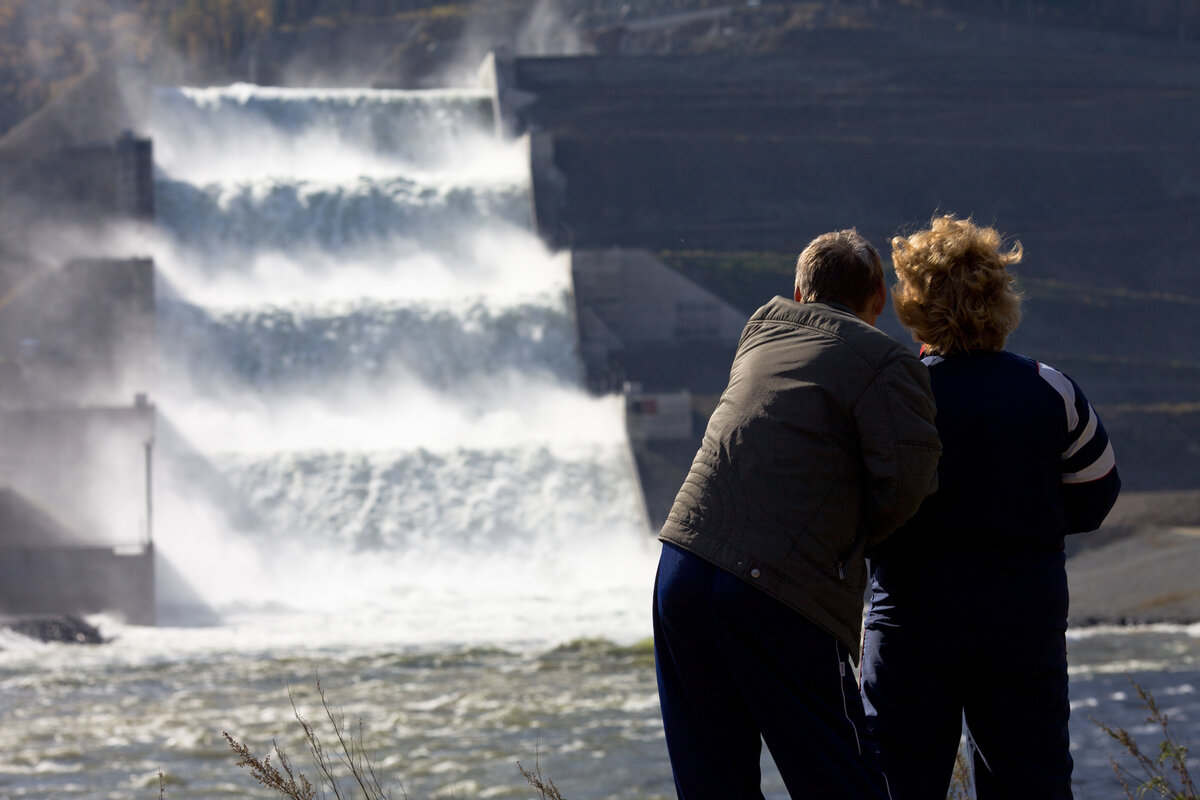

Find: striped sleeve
<box><xmin>1037</xmin><ymin>362</ymin><xmax>1116</xmax><ymax>484</ymax></box>
<box><xmin>1038</xmin><ymin>361</ymin><xmax>1121</xmax><ymax>533</ymax></box>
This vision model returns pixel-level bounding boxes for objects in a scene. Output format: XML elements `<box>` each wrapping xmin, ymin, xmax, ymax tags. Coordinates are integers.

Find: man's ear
<box><xmin>871</xmin><ymin>281</ymin><xmax>887</xmax><ymax>316</ymax></box>
<box><xmin>793</xmin><ymin>286</ymin><xmax>804</xmax><ymax>303</ymax></box>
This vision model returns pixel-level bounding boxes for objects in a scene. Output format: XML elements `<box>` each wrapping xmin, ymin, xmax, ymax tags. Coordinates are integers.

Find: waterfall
<box><xmin>145</xmin><ymin>84</ymin><xmax>653</xmax><ymax>645</ymax></box>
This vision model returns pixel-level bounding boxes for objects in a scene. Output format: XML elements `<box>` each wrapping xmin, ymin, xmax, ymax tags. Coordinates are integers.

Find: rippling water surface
<box><xmin>0</xmin><ymin>621</ymin><xmax>1197</xmax><ymax>799</ymax></box>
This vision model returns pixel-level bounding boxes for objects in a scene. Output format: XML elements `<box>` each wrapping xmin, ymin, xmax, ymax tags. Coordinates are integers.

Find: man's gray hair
<box><xmin>795</xmin><ymin>229</ymin><xmax>884</xmax><ymax>313</ymax></box>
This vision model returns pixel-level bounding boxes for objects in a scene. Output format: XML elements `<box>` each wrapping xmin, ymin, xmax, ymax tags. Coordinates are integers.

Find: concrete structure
<box><xmin>625</xmin><ymin>386</ymin><xmax>692</xmax><ymax>444</ymax></box>
<box><xmin>623</xmin><ymin>384</ymin><xmax>697</xmax><ymax>527</ymax></box>
<box><xmin>0</xmin><ymin>401</ymin><xmax>155</xmax><ymax>540</ymax></box>
<box><xmin>0</xmin><ymin>66</ymin><xmax>153</xmax><ymax>242</ymax></box>
<box><xmin>0</xmin><ymin>258</ymin><xmax>156</xmax><ymax>406</ymax></box>
<box><xmin>0</xmin><ymin>133</ymin><xmax>154</xmax><ymax>228</ymax></box>
<box><xmin>0</xmin><ymin>255</ymin><xmax>158</xmax><ymax>623</ymax></box>
<box><xmin>488</xmin><ymin>47</ymin><xmax>1200</xmax><ymax>255</ymax></box>
<box><xmin>569</xmin><ymin>248</ymin><xmax>745</xmax><ymax>393</ymax></box>
<box><xmin>487</xmin><ymin>36</ymin><xmax>1200</xmax><ymax>521</ymax></box>
<box><xmin>0</xmin><ymin>400</ymin><xmax>156</xmax><ymax>625</ymax></box>
<box><xmin>0</xmin><ymin>544</ymin><xmax>154</xmax><ymax>625</ymax></box>
<box><xmin>0</xmin><ymin>256</ymin><xmax>158</xmax><ymax>622</ymax></box>
<box><xmin>0</xmin><ymin>62</ymin><xmax>160</xmax><ymax>624</ymax></box>
<box><xmin>569</xmin><ymin>247</ymin><xmax>746</xmax><ymax>526</ymax></box>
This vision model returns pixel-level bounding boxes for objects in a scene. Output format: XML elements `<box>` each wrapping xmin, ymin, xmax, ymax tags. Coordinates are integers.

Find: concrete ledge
<box><xmin>568</xmin><ymin>247</ymin><xmax>745</xmax><ymax>393</ymax></box>
<box><xmin>0</xmin><ymin>543</ymin><xmax>154</xmax><ymax>625</ymax></box>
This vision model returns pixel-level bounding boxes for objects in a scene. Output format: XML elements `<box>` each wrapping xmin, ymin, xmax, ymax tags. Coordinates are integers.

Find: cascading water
<box><xmin>145</xmin><ymin>84</ymin><xmax>655</xmax><ymax>648</ymax></box>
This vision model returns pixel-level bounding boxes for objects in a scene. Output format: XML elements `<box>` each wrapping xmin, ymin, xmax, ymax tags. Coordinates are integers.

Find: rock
<box><xmin>6</xmin><ymin>614</ymin><xmax>106</xmax><ymax>644</ymax></box>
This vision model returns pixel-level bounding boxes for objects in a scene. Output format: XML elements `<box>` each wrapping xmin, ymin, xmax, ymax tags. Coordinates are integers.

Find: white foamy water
<box><xmin>0</xmin><ymin>84</ymin><xmax>1195</xmax><ymax>800</ymax></box>
<box><xmin>143</xmin><ymin>83</ymin><xmax>656</xmax><ymax>644</ymax></box>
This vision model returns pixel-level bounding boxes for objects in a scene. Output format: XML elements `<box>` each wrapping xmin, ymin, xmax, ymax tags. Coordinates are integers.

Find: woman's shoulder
<box><xmin>923</xmin><ymin>349</ymin><xmax>1039</xmax><ymax>373</ymax></box>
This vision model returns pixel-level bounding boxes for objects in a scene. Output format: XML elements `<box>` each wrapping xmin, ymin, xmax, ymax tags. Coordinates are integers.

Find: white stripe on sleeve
<box><xmin>1037</xmin><ymin>362</ymin><xmax>1080</xmax><ymax>432</ymax></box>
<box><xmin>1063</xmin><ymin>404</ymin><xmax>1099</xmax><ymax>459</ymax></box>
<box><xmin>1063</xmin><ymin>441</ymin><xmax>1116</xmax><ymax>484</ymax></box>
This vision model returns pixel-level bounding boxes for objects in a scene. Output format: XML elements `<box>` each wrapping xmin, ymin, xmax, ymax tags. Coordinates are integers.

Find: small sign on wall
<box><xmin>625</xmin><ymin>382</ymin><xmax>692</xmax><ymax>441</ymax></box>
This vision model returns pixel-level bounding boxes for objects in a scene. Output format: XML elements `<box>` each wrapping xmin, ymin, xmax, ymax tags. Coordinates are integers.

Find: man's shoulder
<box><xmin>756</xmin><ymin>298</ymin><xmax>913</xmax><ymax>365</ymax></box>
<box><xmin>749</xmin><ymin>297</ymin><xmax>914</xmax><ymax>363</ymax></box>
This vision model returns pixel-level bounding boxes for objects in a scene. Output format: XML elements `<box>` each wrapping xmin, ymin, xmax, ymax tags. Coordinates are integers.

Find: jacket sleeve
<box><xmin>1058</xmin><ymin>374</ymin><xmax>1121</xmax><ymax>533</ymax></box>
<box><xmin>853</xmin><ymin>353</ymin><xmax>942</xmax><ymax>546</ymax></box>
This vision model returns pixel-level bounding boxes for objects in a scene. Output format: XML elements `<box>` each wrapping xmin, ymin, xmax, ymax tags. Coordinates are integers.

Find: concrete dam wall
<box><xmin>486</xmin><ymin>36</ymin><xmax>1200</xmax><ymax>524</ymax></box>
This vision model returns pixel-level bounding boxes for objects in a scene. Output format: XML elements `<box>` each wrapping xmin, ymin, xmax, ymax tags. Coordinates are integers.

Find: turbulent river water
<box><xmin>0</xmin><ymin>84</ymin><xmax>1196</xmax><ymax>800</ymax></box>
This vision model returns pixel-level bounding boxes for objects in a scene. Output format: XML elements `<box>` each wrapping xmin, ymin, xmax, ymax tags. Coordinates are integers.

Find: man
<box><xmin>653</xmin><ymin>229</ymin><xmax>942</xmax><ymax>799</ymax></box>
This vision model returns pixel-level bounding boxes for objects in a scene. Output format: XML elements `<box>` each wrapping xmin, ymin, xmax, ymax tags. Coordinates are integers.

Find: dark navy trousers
<box><xmin>653</xmin><ymin>543</ymin><xmax>892</xmax><ymax>800</ymax></box>
<box><xmin>860</xmin><ymin>621</ymin><xmax>1074</xmax><ymax>800</ymax></box>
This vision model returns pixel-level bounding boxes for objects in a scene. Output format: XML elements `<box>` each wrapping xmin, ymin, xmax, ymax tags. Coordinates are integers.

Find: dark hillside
<box><xmin>1</xmin><ymin>0</ymin><xmax>1199</xmax><ymax>137</ymax></box>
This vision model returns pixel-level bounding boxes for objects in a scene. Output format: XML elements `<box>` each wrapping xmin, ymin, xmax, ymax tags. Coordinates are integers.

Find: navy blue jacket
<box><xmin>866</xmin><ymin>350</ymin><xmax>1121</xmax><ymax>629</ymax></box>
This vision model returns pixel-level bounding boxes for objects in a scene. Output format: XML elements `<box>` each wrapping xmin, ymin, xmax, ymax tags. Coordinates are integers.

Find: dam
<box><xmin>483</xmin><ymin>41</ymin><xmax>1200</xmax><ymax>526</ymax></box>
<box><xmin>1</xmin><ymin>21</ymin><xmax>1199</xmax><ymax>622</ymax></box>
<box><xmin>0</xmin><ymin>75</ymin><xmax>655</xmax><ymax>625</ymax></box>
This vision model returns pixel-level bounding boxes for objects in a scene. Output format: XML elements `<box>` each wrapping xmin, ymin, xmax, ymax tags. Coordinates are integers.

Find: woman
<box><xmin>860</xmin><ymin>215</ymin><xmax>1121</xmax><ymax>799</ymax></box>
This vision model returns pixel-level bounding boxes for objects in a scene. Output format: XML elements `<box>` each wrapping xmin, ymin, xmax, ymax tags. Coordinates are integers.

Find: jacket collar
<box><xmin>821</xmin><ymin>300</ymin><xmax>857</xmax><ymax>317</ymax></box>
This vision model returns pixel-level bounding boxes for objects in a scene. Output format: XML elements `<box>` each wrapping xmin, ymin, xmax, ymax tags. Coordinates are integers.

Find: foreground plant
<box><xmin>224</xmin><ymin>677</ymin><xmax>568</xmax><ymax>800</ymax></box>
<box><xmin>518</xmin><ymin>752</ymin><xmax>566</xmax><ymax>800</ymax></box>
<box><xmin>1092</xmin><ymin>674</ymin><xmax>1196</xmax><ymax>799</ymax></box>
<box><xmin>225</xmin><ymin>678</ymin><xmax>389</xmax><ymax>800</ymax></box>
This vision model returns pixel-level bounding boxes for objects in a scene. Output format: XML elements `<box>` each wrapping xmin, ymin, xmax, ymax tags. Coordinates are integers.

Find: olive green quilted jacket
<box><xmin>659</xmin><ymin>297</ymin><xmax>941</xmax><ymax>661</ymax></box>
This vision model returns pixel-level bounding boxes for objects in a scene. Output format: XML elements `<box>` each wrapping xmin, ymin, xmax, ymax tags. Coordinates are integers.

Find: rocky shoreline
<box><xmin>1067</xmin><ymin>526</ymin><xmax>1200</xmax><ymax>627</ymax></box>
<box><xmin>1065</xmin><ymin>491</ymin><xmax>1200</xmax><ymax>627</ymax></box>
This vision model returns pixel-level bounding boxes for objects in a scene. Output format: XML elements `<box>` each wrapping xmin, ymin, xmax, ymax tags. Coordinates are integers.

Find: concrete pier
<box><xmin>0</xmin><ymin>544</ymin><xmax>154</xmax><ymax>626</ymax></box>
<box><xmin>0</xmin><ymin>62</ymin><xmax>160</xmax><ymax>624</ymax></box>
<box><xmin>0</xmin><ymin>245</ymin><xmax>158</xmax><ymax>621</ymax></box>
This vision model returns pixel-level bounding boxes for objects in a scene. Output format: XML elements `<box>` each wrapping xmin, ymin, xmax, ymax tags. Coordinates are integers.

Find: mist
<box><xmin>0</xmin><ymin>2</ymin><xmax>649</xmax><ymax>633</ymax></box>
<box><xmin>136</xmin><ymin>82</ymin><xmax>652</xmax><ymax>630</ymax></box>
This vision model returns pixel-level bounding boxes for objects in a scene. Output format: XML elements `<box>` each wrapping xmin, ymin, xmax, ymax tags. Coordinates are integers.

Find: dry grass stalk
<box><xmin>224</xmin><ymin>732</ymin><xmax>317</xmax><ymax>800</ymax></box>
<box><xmin>223</xmin><ymin>677</ymin><xmax>571</xmax><ymax>800</ymax></box>
<box><xmin>1092</xmin><ymin>674</ymin><xmax>1197</xmax><ymax>800</ymax></box>
<box><xmin>518</xmin><ymin>748</ymin><xmax>566</xmax><ymax>800</ymax></box>
<box><xmin>223</xmin><ymin>676</ymin><xmax>395</xmax><ymax>800</ymax></box>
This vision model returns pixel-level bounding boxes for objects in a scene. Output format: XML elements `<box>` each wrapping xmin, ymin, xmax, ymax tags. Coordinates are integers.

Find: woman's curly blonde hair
<box><xmin>891</xmin><ymin>215</ymin><xmax>1023</xmax><ymax>355</ymax></box>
